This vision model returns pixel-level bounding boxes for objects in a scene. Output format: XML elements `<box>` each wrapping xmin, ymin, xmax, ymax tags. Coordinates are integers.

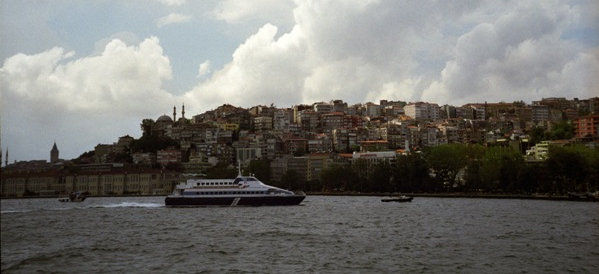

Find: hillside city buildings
<box><xmin>2</xmin><ymin>97</ymin><xmax>598</xmax><ymax>197</ymax></box>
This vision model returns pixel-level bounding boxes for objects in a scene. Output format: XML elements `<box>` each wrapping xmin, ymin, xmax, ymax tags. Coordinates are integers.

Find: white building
<box><xmin>404</xmin><ymin>102</ymin><xmax>440</xmax><ymax>121</ymax></box>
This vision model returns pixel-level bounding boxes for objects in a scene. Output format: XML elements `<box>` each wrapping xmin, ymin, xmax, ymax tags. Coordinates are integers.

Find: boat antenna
<box><xmin>237</xmin><ymin>160</ymin><xmax>242</xmax><ymax>177</ymax></box>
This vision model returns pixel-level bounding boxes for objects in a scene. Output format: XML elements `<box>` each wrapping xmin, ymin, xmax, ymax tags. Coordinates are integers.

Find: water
<box><xmin>2</xmin><ymin>196</ymin><xmax>598</xmax><ymax>273</ymax></box>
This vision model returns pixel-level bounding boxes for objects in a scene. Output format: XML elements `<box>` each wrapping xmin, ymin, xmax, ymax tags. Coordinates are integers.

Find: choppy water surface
<box><xmin>2</xmin><ymin>196</ymin><xmax>598</xmax><ymax>273</ymax></box>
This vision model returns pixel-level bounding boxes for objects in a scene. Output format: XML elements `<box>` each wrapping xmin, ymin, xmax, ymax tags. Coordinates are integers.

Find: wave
<box><xmin>1</xmin><ymin>209</ymin><xmax>32</xmax><ymax>214</ymax></box>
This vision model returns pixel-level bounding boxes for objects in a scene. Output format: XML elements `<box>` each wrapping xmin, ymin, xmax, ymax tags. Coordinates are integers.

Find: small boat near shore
<box><xmin>58</xmin><ymin>192</ymin><xmax>87</xmax><ymax>202</ymax></box>
<box><xmin>381</xmin><ymin>195</ymin><xmax>413</xmax><ymax>202</ymax></box>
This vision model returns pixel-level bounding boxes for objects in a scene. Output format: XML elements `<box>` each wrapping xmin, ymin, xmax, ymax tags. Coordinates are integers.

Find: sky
<box><xmin>1</xmin><ymin>0</ymin><xmax>598</xmax><ymax>164</ymax></box>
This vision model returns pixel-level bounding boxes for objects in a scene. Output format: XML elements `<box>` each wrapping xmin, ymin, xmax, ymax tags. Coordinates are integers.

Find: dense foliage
<box><xmin>312</xmin><ymin>144</ymin><xmax>599</xmax><ymax>194</ymax></box>
<box><xmin>529</xmin><ymin>121</ymin><xmax>575</xmax><ymax>145</ymax></box>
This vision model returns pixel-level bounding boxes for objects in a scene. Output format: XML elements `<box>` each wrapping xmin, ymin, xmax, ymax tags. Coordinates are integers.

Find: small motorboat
<box><xmin>58</xmin><ymin>192</ymin><xmax>87</xmax><ymax>202</ymax></box>
<box><xmin>381</xmin><ymin>195</ymin><xmax>413</xmax><ymax>202</ymax></box>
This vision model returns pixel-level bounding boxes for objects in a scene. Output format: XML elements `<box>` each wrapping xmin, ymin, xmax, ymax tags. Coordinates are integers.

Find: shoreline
<box><xmin>306</xmin><ymin>192</ymin><xmax>598</xmax><ymax>202</ymax></box>
<box><xmin>2</xmin><ymin>192</ymin><xmax>597</xmax><ymax>202</ymax></box>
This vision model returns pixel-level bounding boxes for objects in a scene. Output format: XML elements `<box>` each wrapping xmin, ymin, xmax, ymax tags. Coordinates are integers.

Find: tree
<box><xmin>584</xmin><ymin>147</ymin><xmax>599</xmax><ymax>192</ymax></box>
<box><xmin>281</xmin><ymin>170</ymin><xmax>300</xmax><ymax>190</ymax></box>
<box><xmin>529</xmin><ymin>126</ymin><xmax>546</xmax><ymax>145</ymax></box>
<box><xmin>477</xmin><ymin>146</ymin><xmax>524</xmax><ymax>192</ymax></box>
<box><xmin>248</xmin><ymin>160</ymin><xmax>271</xmax><ymax>183</ymax></box>
<box><xmin>129</xmin><ymin>134</ymin><xmax>179</xmax><ymax>154</ymax></box>
<box><xmin>140</xmin><ymin>119</ymin><xmax>156</xmax><ymax>137</ymax></box>
<box><xmin>392</xmin><ymin>153</ymin><xmax>431</xmax><ymax>192</ymax></box>
<box><xmin>424</xmin><ymin>144</ymin><xmax>468</xmax><ymax>191</ymax></box>
<box><xmin>546</xmin><ymin>145</ymin><xmax>589</xmax><ymax>193</ymax></box>
<box><xmin>368</xmin><ymin>161</ymin><xmax>393</xmax><ymax>193</ymax></box>
<box><xmin>206</xmin><ymin>162</ymin><xmax>237</xmax><ymax>179</ymax></box>
<box><xmin>545</xmin><ymin>121</ymin><xmax>574</xmax><ymax>140</ymax></box>
<box><xmin>518</xmin><ymin>161</ymin><xmax>551</xmax><ymax>194</ymax></box>
<box><xmin>320</xmin><ymin>164</ymin><xmax>358</xmax><ymax>192</ymax></box>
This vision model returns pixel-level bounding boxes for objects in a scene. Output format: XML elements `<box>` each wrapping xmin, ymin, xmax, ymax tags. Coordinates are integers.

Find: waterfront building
<box><xmin>1</xmin><ymin>164</ymin><xmax>178</xmax><ymax>197</ymax></box>
<box><xmin>351</xmin><ymin>151</ymin><xmax>397</xmax><ymax>177</ymax></box>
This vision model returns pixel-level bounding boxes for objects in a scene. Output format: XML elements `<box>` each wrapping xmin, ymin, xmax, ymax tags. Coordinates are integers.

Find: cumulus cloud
<box><xmin>1</xmin><ymin>37</ymin><xmax>177</xmax><ymax>160</ymax></box>
<box><xmin>421</xmin><ymin>2</ymin><xmax>598</xmax><ymax>104</ymax></box>
<box><xmin>188</xmin><ymin>0</ymin><xmax>598</xmax><ymax>108</ymax></box>
<box><xmin>156</xmin><ymin>13</ymin><xmax>192</xmax><ymax>28</ymax></box>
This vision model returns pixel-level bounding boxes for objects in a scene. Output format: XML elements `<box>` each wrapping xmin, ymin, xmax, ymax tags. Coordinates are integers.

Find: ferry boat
<box><xmin>165</xmin><ymin>173</ymin><xmax>306</xmax><ymax>207</ymax></box>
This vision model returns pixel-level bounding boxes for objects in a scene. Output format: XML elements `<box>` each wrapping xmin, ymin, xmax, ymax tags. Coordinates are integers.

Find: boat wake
<box><xmin>1</xmin><ymin>202</ymin><xmax>163</xmax><ymax>214</ymax></box>
<box><xmin>94</xmin><ymin>202</ymin><xmax>163</xmax><ymax>208</ymax></box>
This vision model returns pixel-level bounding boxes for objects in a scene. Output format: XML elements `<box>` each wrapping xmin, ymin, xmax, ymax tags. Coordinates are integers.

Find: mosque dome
<box><xmin>157</xmin><ymin>115</ymin><xmax>173</xmax><ymax>123</ymax></box>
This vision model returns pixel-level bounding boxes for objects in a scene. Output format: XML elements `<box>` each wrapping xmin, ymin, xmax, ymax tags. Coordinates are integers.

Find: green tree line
<box><xmin>278</xmin><ymin>144</ymin><xmax>598</xmax><ymax>194</ymax></box>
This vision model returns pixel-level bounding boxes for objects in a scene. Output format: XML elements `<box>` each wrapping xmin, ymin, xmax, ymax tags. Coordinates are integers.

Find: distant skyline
<box><xmin>1</xmin><ymin>0</ymin><xmax>598</xmax><ymax>163</ymax></box>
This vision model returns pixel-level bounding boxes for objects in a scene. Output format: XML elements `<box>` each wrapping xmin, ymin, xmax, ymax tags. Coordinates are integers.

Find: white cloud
<box><xmin>155</xmin><ymin>0</ymin><xmax>186</xmax><ymax>7</ymax></box>
<box><xmin>188</xmin><ymin>0</ymin><xmax>598</xmax><ymax>109</ymax></box>
<box><xmin>197</xmin><ymin>61</ymin><xmax>211</xmax><ymax>78</ymax></box>
<box><xmin>156</xmin><ymin>13</ymin><xmax>192</xmax><ymax>28</ymax></box>
<box><xmin>212</xmin><ymin>0</ymin><xmax>295</xmax><ymax>28</ymax></box>
<box><xmin>1</xmin><ymin>37</ymin><xmax>177</xmax><ymax>160</ymax></box>
<box><xmin>421</xmin><ymin>2</ymin><xmax>598</xmax><ymax>105</ymax></box>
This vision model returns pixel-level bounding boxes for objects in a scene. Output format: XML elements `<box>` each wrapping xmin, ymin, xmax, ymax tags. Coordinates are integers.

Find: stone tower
<box><xmin>51</xmin><ymin>142</ymin><xmax>59</xmax><ymax>163</ymax></box>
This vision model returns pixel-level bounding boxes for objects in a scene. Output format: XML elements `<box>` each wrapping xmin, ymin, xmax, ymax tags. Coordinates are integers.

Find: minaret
<box><xmin>173</xmin><ymin>106</ymin><xmax>177</xmax><ymax>121</ymax></box>
<box><xmin>182</xmin><ymin>103</ymin><xmax>185</xmax><ymax>119</ymax></box>
<box><xmin>51</xmin><ymin>142</ymin><xmax>59</xmax><ymax>163</ymax></box>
